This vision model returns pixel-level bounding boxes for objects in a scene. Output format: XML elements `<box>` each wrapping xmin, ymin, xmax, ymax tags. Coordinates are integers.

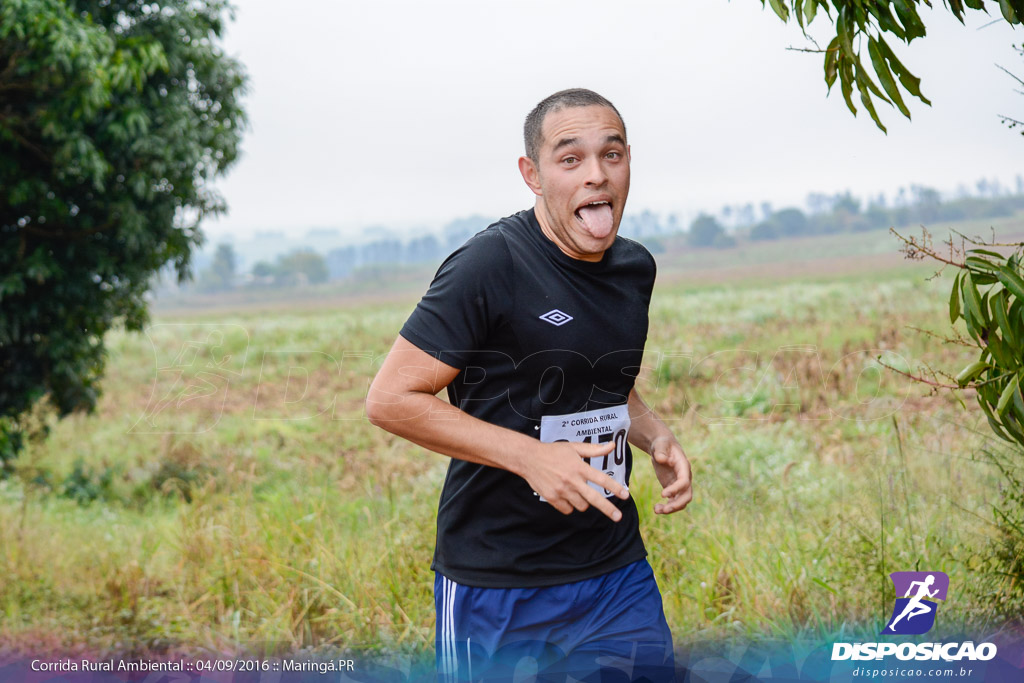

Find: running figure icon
<box><xmin>886</xmin><ymin>574</ymin><xmax>939</xmax><ymax>632</ymax></box>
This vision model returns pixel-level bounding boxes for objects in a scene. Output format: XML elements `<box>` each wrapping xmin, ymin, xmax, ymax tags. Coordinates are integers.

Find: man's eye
<box><xmin>562</xmin><ymin>157</ymin><xmax>578</xmax><ymax>165</ymax></box>
<box><xmin>606</xmin><ymin>151</ymin><xmax>621</xmax><ymax>159</ymax></box>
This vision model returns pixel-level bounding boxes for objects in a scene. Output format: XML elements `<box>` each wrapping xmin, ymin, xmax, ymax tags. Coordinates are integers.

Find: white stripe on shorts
<box><xmin>440</xmin><ymin>576</ymin><xmax>459</xmax><ymax>682</ymax></box>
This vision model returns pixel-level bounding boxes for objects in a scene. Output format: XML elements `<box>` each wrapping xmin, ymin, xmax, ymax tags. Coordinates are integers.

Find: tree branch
<box><xmin>890</xmin><ymin>227</ymin><xmax>966</xmax><ymax>268</ymax></box>
<box><xmin>879</xmin><ymin>356</ymin><xmax>1013</xmax><ymax>391</ymax></box>
<box><xmin>950</xmin><ymin>229</ymin><xmax>1024</xmax><ymax>249</ymax></box>
<box><xmin>996</xmin><ymin>64</ymin><xmax>1024</xmax><ymax>89</ymax></box>
<box><xmin>904</xmin><ymin>325</ymin><xmax>975</xmax><ymax>348</ymax></box>
<box><xmin>785</xmin><ymin>46</ymin><xmax>837</xmax><ymax>54</ymax></box>
<box><xmin>877</xmin><ymin>358</ymin><xmax>961</xmax><ymax>389</ymax></box>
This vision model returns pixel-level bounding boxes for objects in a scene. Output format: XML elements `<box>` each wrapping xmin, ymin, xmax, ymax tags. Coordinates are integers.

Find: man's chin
<box><xmin>574</xmin><ymin>232</ymin><xmax>618</xmax><ymax>259</ymax></box>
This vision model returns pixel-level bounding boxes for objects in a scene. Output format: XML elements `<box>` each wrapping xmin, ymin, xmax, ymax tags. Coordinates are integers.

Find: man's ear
<box><xmin>518</xmin><ymin>156</ymin><xmax>542</xmax><ymax>197</ymax></box>
<box><xmin>626</xmin><ymin>144</ymin><xmax>631</xmax><ymax>163</ymax></box>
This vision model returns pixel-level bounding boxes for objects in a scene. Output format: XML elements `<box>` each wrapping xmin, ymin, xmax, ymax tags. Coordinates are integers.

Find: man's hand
<box><xmin>522</xmin><ymin>441</ymin><xmax>630</xmax><ymax>522</ymax></box>
<box><xmin>649</xmin><ymin>436</ymin><xmax>692</xmax><ymax>514</ymax></box>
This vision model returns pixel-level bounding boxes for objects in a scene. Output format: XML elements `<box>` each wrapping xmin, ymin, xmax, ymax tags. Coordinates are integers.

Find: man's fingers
<box><xmin>549</xmin><ymin>474</ymin><xmax>624</xmax><ymax>522</ymax></box>
<box><xmin>574</xmin><ymin>441</ymin><xmax>616</xmax><ymax>458</ymax></box>
<box><xmin>582</xmin><ymin>463</ymin><xmax>629</xmax><ymax>500</ymax></box>
<box><xmin>662</xmin><ymin>472</ymin><xmax>691</xmax><ymax>498</ymax></box>
<box><xmin>579</xmin><ymin>484</ymin><xmax>623</xmax><ymax>522</ymax></box>
<box><xmin>655</xmin><ymin>490</ymin><xmax>693</xmax><ymax>515</ymax></box>
<box><xmin>551</xmin><ymin>499</ymin><xmax>574</xmax><ymax>515</ymax></box>
<box><xmin>567</xmin><ymin>489</ymin><xmax>592</xmax><ymax>513</ymax></box>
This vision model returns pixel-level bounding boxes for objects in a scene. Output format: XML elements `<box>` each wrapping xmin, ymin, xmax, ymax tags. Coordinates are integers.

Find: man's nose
<box><xmin>582</xmin><ymin>156</ymin><xmax>607</xmax><ymax>186</ymax></box>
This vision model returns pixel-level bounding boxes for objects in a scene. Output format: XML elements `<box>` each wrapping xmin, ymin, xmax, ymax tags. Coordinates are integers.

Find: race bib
<box><xmin>538</xmin><ymin>404</ymin><xmax>630</xmax><ymax>499</ymax></box>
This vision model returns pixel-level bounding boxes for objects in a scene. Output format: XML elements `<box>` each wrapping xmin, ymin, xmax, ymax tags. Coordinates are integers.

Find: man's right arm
<box><xmin>365</xmin><ymin>335</ymin><xmax>629</xmax><ymax>521</ymax></box>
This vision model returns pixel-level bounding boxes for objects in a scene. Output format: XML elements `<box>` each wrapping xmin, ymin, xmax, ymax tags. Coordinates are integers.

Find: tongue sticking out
<box><xmin>577</xmin><ymin>203</ymin><xmax>614</xmax><ymax>239</ymax></box>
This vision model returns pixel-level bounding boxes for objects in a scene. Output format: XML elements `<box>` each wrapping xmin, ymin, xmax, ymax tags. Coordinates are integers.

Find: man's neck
<box><xmin>533</xmin><ymin>202</ymin><xmax>606</xmax><ymax>263</ymax></box>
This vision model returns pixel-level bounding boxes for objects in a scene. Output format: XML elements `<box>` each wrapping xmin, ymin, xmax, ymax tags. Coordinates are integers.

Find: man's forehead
<box><xmin>540</xmin><ymin>105</ymin><xmax>626</xmax><ymax>146</ymax></box>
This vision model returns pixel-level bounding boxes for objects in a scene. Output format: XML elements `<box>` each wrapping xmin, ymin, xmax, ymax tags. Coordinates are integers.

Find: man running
<box><xmin>366</xmin><ymin>88</ymin><xmax>692</xmax><ymax>681</ymax></box>
<box><xmin>886</xmin><ymin>574</ymin><xmax>939</xmax><ymax>632</ymax></box>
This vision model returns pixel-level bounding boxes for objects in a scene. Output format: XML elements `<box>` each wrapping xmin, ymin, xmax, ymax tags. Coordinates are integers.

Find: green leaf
<box><xmin>988</xmin><ymin>334</ymin><xmax>1014</xmax><ymax>370</ymax></box>
<box><xmin>973</xmin><ymin>272</ymin><xmax>999</xmax><ymax>286</ymax></box>
<box><xmin>868</xmin><ymin>37</ymin><xmax>910</xmax><ymax>118</ymax></box>
<box><xmin>955</xmin><ymin>360</ymin><xmax>989</xmax><ymax>386</ymax></box>
<box><xmin>949</xmin><ymin>271</ymin><xmax>962</xmax><ymax>324</ymax></box>
<box><xmin>962</xmin><ymin>272</ymin><xmax>988</xmax><ymax>342</ymax></box>
<box><xmin>837</xmin><ymin>6</ymin><xmax>854</xmax><ymax>54</ymax></box>
<box><xmin>855</xmin><ymin>60</ymin><xmax>890</xmax><ymax>102</ymax></box>
<box><xmin>948</xmin><ymin>0</ymin><xmax>967</xmax><ymax>22</ymax></box>
<box><xmin>997</xmin><ymin>263</ymin><xmax>1024</xmax><ymax>302</ymax></box>
<box><xmin>997</xmin><ymin>373</ymin><xmax>1021</xmax><ymax>415</ymax></box>
<box><xmin>966</xmin><ymin>256</ymin><xmax>1000</xmax><ymax>272</ymax></box>
<box><xmin>803</xmin><ymin>0</ymin><xmax>819</xmax><ymax>25</ymax></box>
<box><xmin>1003</xmin><ymin>412</ymin><xmax>1024</xmax><ymax>447</ymax></box>
<box><xmin>968</xmin><ymin>248</ymin><xmax>1006</xmax><ymax>259</ymax></box>
<box><xmin>768</xmin><ymin>0</ymin><xmax>790</xmax><ymax>21</ymax></box>
<box><xmin>892</xmin><ymin>0</ymin><xmax>928</xmax><ymax>39</ymax></box>
<box><xmin>1011</xmin><ymin>298</ymin><xmax>1024</xmax><ymax>343</ymax></box>
<box><xmin>824</xmin><ymin>36</ymin><xmax>841</xmax><ymax>90</ymax></box>
<box><xmin>857</xmin><ymin>86</ymin><xmax>886</xmax><ymax>133</ymax></box>
<box><xmin>871</xmin><ymin>4</ymin><xmax>906</xmax><ymax>40</ymax></box>
<box><xmin>1014</xmin><ymin>377</ymin><xmax>1024</xmax><ymax>422</ymax></box>
<box><xmin>999</xmin><ymin>0</ymin><xmax>1020</xmax><ymax>23</ymax></box>
<box><xmin>875</xmin><ymin>36</ymin><xmax>931</xmax><ymax>106</ymax></box>
<box><xmin>840</xmin><ymin>56</ymin><xmax>857</xmax><ymax>116</ymax></box>
<box><xmin>979</xmin><ymin>396</ymin><xmax>1017</xmax><ymax>443</ymax></box>
<box><xmin>992</xmin><ymin>289</ymin><xmax>1020</xmax><ymax>351</ymax></box>
<box><xmin>963</xmin><ymin>272</ymin><xmax>984</xmax><ymax>320</ymax></box>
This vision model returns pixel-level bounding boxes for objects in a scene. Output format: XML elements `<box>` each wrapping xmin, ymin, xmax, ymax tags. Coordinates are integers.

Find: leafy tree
<box><xmin>0</xmin><ymin>0</ymin><xmax>246</xmax><ymax>470</ymax></box>
<box><xmin>772</xmin><ymin>207</ymin><xmax>810</xmax><ymax>236</ymax></box>
<box><xmin>197</xmin><ymin>243</ymin><xmax>237</xmax><ymax>292</ymax></box>
<box><xmin>890</xmin><ymin>230</ymin><xmax>1024</xmax><ymax>609</ymax></box>
<box><xmin>750</xmin><ymin>221</ymin><xmax>779</xmax><ymax>241</ymax></box>
<box><xmin>276</xmin><ymin>249</ymin><xmax>329</xmax><ymax>285</ymax></box>
<box><xmin>761</xmin><ymin>0</ymin><xmax>1022</xmax><ymax>131</ymax></box>
<box><xmin>893</xmin><ymin>236</ymin><xmax>1024</xmax><ymax>449</ymax></box>
<box><xmin>252</xmin><ymin>260</ymin><xmax>275</xmax><ymax>278</ymax></box>
<box><xmin>687</xmin><ymin>213</ymin><xmax>735</xmax><ymax>248</ymax></box>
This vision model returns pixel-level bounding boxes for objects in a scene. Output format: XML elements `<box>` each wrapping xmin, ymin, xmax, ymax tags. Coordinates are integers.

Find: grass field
<box><xmin>2</xmin><ymin>219</ymin><xmax>1023</xmax><ymax>663</ymax></box>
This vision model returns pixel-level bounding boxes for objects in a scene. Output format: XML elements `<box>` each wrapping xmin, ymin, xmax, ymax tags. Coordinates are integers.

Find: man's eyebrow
<box><xmin>552</xmin><ymin>137</ymin><xmax>579</xmax><ymax>153</ymax></box>
<box><xmin>551</xmin><ymin>134</ymin><xmax>626</xmax><ymax>153</ymax></box>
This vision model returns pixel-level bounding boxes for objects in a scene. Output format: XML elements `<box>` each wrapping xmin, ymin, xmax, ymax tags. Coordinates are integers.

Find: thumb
<box><xmin>651</xmin><ymin>443</ymin><xmax>671</xmax><ymax>463</ymax></box>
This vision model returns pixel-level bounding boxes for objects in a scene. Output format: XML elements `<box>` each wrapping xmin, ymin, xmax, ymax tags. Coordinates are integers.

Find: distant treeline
<box><xmin>185</xmin><ymin>181</ymin><xmax>1024</xmax><ymax>291</ymax></box>
<box><xmin>325</xmin><ymin>216</ymin><xmax>492</xmax><ymax>279</ymax></box>
<box><xmin>323</xmin><ymin>185</ymin><xmax>1024</xmax><ymax>272</ymax></box>
<box><xmin>685</xmin><ymin>188</ymin><xmax>1024</xmax><ymax>249</ymax></box>
<box><xmin>745</xmin><ymin>189</ymin><xmax>1024</xmax><ymax>242</ymax></box>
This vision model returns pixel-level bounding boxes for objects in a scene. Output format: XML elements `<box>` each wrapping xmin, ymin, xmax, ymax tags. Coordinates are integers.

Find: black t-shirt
<box><xmin>400</xmin><ymin>208</ymin><xmax>656</xmax><ymax>588</ymax></box>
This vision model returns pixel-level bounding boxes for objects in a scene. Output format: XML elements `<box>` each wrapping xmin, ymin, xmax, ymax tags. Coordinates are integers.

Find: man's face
<box><xmin>518</xmin><ymin>105</ymin><xmax>630</xmax><ymax>262</ymax></box>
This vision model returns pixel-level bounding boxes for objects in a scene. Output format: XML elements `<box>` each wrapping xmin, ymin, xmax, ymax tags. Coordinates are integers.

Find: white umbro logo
<box><xmin>538</xmin><ymin>309</ymin><xmax>573</xmax><ymax>326</ymax></box>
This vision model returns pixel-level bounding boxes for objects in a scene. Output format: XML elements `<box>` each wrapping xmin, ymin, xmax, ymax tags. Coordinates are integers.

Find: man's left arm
<box><xmin>627</xmin><ymin>388</ymin><xmax>693</xmax><ymax>514</ymax></box>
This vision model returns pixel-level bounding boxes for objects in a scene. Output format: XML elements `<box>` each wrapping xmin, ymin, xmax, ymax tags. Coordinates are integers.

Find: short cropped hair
<box><xmin>523</xmin><ymin>88</ymin><xmax>626</xmax><ymax>162</ymax></box>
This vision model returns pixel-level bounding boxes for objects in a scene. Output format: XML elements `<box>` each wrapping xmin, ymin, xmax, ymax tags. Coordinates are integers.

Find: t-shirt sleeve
<box><xmin>399</xmin><ymin>229</ymin><xmax>512</xmax><ymax>369</ymax></box>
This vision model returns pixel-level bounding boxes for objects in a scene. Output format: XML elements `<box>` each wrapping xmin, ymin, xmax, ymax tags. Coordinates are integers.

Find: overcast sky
<box><xmin>206</xmin><ymin>0</ymin><xmax>1023</xmax><ymax>240</ymax></box>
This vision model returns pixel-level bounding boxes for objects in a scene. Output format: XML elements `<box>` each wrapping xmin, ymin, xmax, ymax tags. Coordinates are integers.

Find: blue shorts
<box><xmin>434</xmin><ymin>559</ymin><xmax>675</xmax><ymax>682</ymax></box>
